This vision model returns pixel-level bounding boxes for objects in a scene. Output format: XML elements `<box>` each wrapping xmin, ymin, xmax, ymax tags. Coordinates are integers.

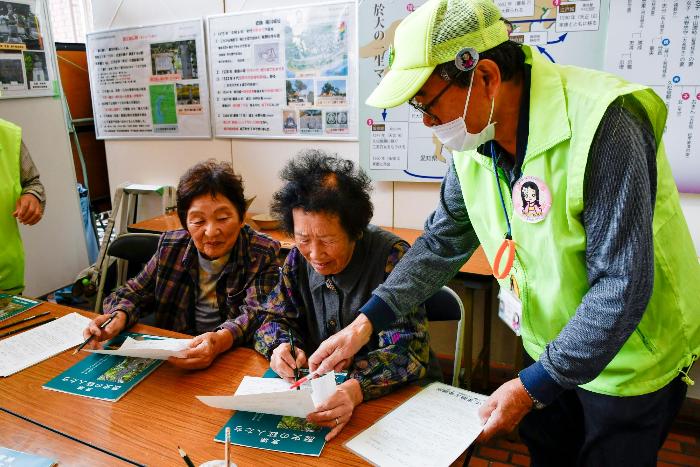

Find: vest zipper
<box><xmin>635</xmin><ymin>328</ymin><xmax>657</xmax><ymax>355</ymax></box>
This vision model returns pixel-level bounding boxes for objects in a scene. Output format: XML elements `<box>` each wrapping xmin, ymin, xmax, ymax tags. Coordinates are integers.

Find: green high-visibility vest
<box><xmin>453</xmin><ymin>46</ymin><xmax>700</xmax><ymax>396</ymax></box>
<box><xmin>0</xmin><ymin>119</ymin><xmax>24</xmax><ymax>294</ymax></box>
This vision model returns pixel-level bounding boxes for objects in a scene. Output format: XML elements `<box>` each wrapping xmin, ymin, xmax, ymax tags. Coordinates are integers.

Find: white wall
<box><xmin>91</xmin><ymin>0</ymin><xmax>401</xmax><ymax>226</ymax></box>
<box><xmin>0</xmin><ymin>98</ymin><xmax>89</xmax><ymax>296</ymax></box>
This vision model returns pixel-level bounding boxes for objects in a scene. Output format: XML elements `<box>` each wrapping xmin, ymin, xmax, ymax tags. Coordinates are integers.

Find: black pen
<box><xmin>0</xmin><ymin>311</ymin><xmax>50</xmax><ymax>332</ymax></box>
<box><xmin>289</xmin><ymin>331</ymin><xmax>300</xmax><ymax>389</ymax></box>
<box><xmin>72</xmin><ymin>311</ymin><xmax>117</xmax><ymax>355</ymax></box>
<box><xmin>0</xmin><ymin>317</ymin><xmax>56</xmax><ymax>338</ymax></box>
<box><xmin>178</xmin><ymin>445</ymin><xmax>196</xmax><ymax>467</ymax></box>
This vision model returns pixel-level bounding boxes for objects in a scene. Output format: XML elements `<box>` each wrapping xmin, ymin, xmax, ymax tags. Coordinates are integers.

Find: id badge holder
<box><xmin>498</xmin><ymin>276</ymin><xmax>522</xmax><ymax>336</ymax></box>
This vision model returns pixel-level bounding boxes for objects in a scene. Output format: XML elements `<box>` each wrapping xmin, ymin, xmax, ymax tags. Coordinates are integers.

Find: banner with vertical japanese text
<box><xmin>207</xmin><ymin>1</ymin><xmax>358</xmax><ymax>140</ymax></box>
<box><xmin>86</xmin><ymin>19</ymin><xmax>211</xmax><ymax>139</ymax></box>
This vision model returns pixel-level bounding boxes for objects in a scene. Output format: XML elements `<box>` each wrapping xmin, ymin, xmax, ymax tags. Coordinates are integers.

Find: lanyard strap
<box><xmin>490</xmin><ymin>142</ymin><xmax>512</xmax><ymax>240</ymax></box>
<box><xmin>490</xmin><ymin>142</ymin><xmax>515</xmax><ymax>279</ymax></box>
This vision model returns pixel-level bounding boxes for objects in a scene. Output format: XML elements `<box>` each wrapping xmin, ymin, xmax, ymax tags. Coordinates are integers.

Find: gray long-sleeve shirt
<box><xmin>19</xmin><ymin>141</ymin><xmax>46</xmax><ymax>210</ymax></box>
<box><xmin>360</xmin><ymin>98</ymin><xmax>657</xmax><ymax>404</ymax></box>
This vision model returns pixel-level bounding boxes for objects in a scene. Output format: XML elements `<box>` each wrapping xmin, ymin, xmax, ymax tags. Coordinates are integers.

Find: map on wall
<box><xmin>603</xmin><ymin>1</ymin><xmax>700</xmax><ymax>194</ymax></box>
<box><xmin>0</xmin><ymin>0</ymin><xmax>57</xmax><ymax>98</ymax></box>
<box><xmin>86</xmin><ymin>19</ymin><xmax>211</xmax><ymax>139</ymax></box>
<box><xmin>207</xmin><ymin>1</ymin><xmax>358</xmax><ymax>140</ymax></box>
<box><xmin>359</xmin><ymin>0</ymin><xmax>611</xmax><ymax>182</ymax></box>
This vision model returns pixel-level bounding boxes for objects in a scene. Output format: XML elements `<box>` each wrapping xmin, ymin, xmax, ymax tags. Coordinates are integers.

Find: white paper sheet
<box><xmin>0</xmin><ymin>312</ymin><xmax>91</xmax><ymax>377</ymax></box>
<box><xmin>345</xmin><ymin>382</ymin><xmax>487</xmax><ymax>467</ymax></box>
<box><xmin>86</xmin><ymin>336</ymin><xmax>192</xmax><ymax>359</ymax></box>
<box><xmin>197</xmin><ymin>371</ymin><xmax>337</xmax><ymax>418</ymax></box>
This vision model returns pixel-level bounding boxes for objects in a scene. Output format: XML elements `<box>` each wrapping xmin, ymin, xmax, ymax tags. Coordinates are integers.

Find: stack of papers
<box><xmin>0</xmin><ymin>312</ymin><xmax>90</xmax><ymax>377</ymax></box>
<box><xmin>345</xmin><ymin>382</ymin><xmax>487</xmax><ymax>467</ymax></box>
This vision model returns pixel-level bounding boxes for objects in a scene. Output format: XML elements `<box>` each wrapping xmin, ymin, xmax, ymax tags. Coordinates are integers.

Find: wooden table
<box><xmin>0</xmin><ymin>410</ymin><xmax>131</xmax><ymax>466</ymax></box>
<box><xmin>128</xmin><ymin>212</ymin><xmax>493</xmax><ymax>277</ymax></box>
<box><xmin>1</xmin><ymin>303</ymin><xmax>426</xmax><ymax>467</ymax></box>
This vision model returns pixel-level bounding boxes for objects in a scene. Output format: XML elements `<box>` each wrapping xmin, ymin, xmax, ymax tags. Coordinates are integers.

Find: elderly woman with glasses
<box><xmin>82</xmin><ymin>160</ymin><xmax>281</xmax><ymax>369</ymax></box>
<box><xmin>254</xmin><ymin>150</ymin><xmax>435</xmax><ymax>441</ymax></box>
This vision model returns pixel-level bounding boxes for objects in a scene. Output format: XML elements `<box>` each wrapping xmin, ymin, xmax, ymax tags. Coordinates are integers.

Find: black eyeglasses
<box><xmin>408</xmin><ymin>80</ymin><xmax>454</xmax><ymax>123</ymax></box>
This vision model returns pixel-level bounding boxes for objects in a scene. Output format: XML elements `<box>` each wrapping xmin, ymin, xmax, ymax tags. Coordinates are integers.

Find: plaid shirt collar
<box><xmin>180</xmin><ymin>225</ymin><xmax>252</xmax><ymax>283</ymax></box>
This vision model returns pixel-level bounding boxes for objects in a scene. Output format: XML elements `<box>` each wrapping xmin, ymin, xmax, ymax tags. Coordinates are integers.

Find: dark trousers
<box><xmin>519</xmin><ymin>374</ymin><xmax>687</xmax><ymax>467</ymax></box>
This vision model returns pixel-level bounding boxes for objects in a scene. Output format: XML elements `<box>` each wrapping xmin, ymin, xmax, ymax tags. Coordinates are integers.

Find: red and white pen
<box><xmin>288</xmin><ymin>370</ymin><xmax>320</xmax><ymax>389</ymax></box>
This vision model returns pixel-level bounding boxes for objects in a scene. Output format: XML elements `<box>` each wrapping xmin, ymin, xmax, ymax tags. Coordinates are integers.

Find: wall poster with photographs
<box><xmin>86</xmin><ymin>19</ymin><xmax>211</xmax><ymax>139</ymax></box>
<box><xmin>207</xmin><ymin>1</ymin><xmax>358</xmax><ymax>140</ymax></box>
<box><xmin>0</xmin><ymin>0</ymin><xmax>56</xmax><ymax>98</ymax></box>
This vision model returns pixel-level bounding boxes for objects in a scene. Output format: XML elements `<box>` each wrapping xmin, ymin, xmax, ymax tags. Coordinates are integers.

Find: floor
<box><xmin>468</xmin><ymin>428</ymin><xmax>700</xmax><ymax>466</ymax></box>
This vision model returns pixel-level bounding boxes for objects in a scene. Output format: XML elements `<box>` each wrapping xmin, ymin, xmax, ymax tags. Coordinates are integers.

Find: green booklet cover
<box><xmin>214</xmin><ymin>369</ymin><xmax>346</xmax><ymax>457</ymax></box>
<box><xmin>0</xmin><ymin>447</ymin><xmax>56</xmax><ymax>466</ymax></box>
<box><xmin>42</xmin><ymin>333</ymin><xmax>164</xmax><ymax>402</ymax></box>
<box><xmin>0</xmin><ymin>294</ymin><xmax>40</xmax><ymax>323</ymax></box>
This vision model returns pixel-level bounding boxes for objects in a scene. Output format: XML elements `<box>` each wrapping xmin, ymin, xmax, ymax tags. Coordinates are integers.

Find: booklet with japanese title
<box><xmin>43</xmin><ymin>332</ymin><xmax>165</xmax><ymax>401</ymax></box>
<box><xmin>0</xmin><ymin>293</ymin><xmax>40</xmax><ymax>323</ymax></box>
<box><xmin>209</xmin><ymin>369</ymin><xmax>346</xmax><ymax>457</ymax></box>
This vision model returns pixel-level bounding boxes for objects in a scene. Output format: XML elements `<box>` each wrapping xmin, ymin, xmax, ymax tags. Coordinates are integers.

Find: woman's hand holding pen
<box><xmin>81</xmin><ymin>311</ymin><xmax>128</xmax><ymax>349</ymax></box>
<box><xmin>270</xmin><ymin>343</ymin><xmax>307</xmax><ymax>382</ymax></box>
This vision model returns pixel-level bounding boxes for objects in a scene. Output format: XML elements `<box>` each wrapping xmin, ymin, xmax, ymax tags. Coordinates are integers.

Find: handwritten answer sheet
<box><xmin>0</xmin><ymin>312</ymin><xmax>90</xmax><ymax>377</ymax></box>
<box><xmin>345</xmin><ymin>382</ymin><xmax>487</xmax><ymax>467</ymax></box>
<box><xmin>197</xmin><ymin>371</ymin><xmax>337</xmax><ymax>418</ymax></box>
<box><xmin>87</xmin><ymin>336</ymin><xmax>191</xmax><ymax>359</ymax></box>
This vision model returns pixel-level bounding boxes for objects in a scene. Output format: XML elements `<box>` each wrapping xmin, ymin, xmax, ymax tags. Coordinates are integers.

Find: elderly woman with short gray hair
<box><xmin>254</xmin><ymin>150</ymin><xmax>435</xmax><ymax>441</ymax></box>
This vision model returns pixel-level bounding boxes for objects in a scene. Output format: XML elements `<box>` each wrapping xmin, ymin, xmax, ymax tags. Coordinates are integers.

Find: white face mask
<box><xmin>431</xmin><ymin>72</ymin><xmax>496</xmax><ymax>152</ymax></box>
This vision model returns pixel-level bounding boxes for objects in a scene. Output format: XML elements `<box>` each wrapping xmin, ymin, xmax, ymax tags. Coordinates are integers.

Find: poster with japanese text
<box><xmin>359</xmin><ymin>0</ymin><xmax>610</xmax><ymax>182</ymax></box>
<box><xmin>86</xmin><ymin>19</ymin><xmax>211</xmax><ymax>139</ymax></box>
<box><xmin>0</xmin><ymin>0</ymin><xmax>57</xmax><ymax>98</ymax></box>
<box><xmin>207</xmin><ymin>1</ymin><xmax>358</xmax><ymax>140</ymax></box>
<box><xmin>603</xmin><ymin>1</ymin><xmax>700</xmax><ymax>193</ymax></box>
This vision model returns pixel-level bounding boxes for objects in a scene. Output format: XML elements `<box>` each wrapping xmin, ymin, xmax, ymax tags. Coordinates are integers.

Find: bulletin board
<box><xmin>0</xmin><ymin>0</ymin><xmax>58</xmax><ymax>98</ymax></box>
<box><xmin>207</xmin><ymin>1</ymin><xmax>358</xmax><ymax>140</ymax></box>
<box><xmin>86</xmin><ymin>19</ymin><xmax>212</xmax><ymax>139</ymax></box>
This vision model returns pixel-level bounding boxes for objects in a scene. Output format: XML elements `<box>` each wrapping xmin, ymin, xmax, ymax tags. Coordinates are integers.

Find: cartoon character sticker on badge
<box><xmin>512</xmin><ymin>176</ymin><xmax>552</xmax><ymax>223</ymax></box>
<box><xmin>455</xmin><ymin>47</ymin><xmax>479</xmax><ymax>72</ymax></box>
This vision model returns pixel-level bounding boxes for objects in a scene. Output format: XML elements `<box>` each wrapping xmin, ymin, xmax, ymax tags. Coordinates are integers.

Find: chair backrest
<box><xmin>107</xmin><ymin>233</ymin><xmax>161</xmax><ymax>265</ymax></box>
<box><xmin>424</xmin><ymin>286</ymin><xmax>465</xmax><ymax>387</ymax></box>
<box><xmin>94</xmin><ymin>233</ymin><xmax>160</xmax><ymax>312</ymax></box>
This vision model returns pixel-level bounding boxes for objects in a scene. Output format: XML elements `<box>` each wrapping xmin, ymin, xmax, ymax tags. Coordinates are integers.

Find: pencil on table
<box><xmin>0</xmin><ymin>311</ymin><xmax>50</xmax><ymax>332</ymax></box>
<box><xmin>0</xmin><ymin>317</ymin><xmax>55</xmax><ymax>338</ymax></box>
<box><xmin>225</xmin><ymin>426</ymin><xmax>231</xmax><ymax>467</ymax></box>
<box><xmin>177</xmin><ymin>446</ymin><xmax>195</xmax><ymax>467</ymax></box>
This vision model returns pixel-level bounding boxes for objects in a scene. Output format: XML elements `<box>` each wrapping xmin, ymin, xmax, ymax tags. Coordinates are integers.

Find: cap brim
<box><xmin>365</xmin><ymin>66</ymin><xmax>435</xmax><ymax>109</ymax></box>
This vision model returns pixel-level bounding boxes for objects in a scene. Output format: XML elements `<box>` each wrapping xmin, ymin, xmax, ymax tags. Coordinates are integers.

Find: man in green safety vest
<box><xmin>307</xmin><ymin>1</ymin><xmax>700</xmax><ymax>465</ymax></box>
<box><xmin>0</xmin><ymin>118</ymin><xmax>46</xmax><ymax>294</ymax></box>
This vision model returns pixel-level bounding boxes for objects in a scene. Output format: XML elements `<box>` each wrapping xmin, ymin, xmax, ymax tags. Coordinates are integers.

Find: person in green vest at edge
<box><xmin>307</xmin><ymin>1</ymin><xmax>700</xmax><ymax>465</ymax></box>
<box><xmin>0</xmin><ymin>118</ymin><xmax>46</xmax><ymax>295</ymax></box>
